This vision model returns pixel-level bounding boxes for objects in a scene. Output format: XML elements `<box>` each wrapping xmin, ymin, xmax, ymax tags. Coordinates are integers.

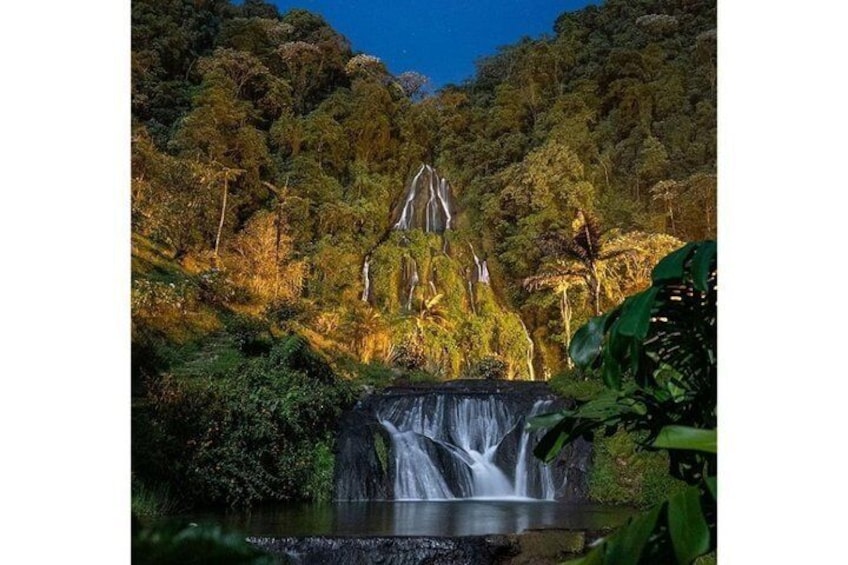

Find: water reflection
<box><xmin>187</xmin><ymin>501</ymin><xmax>633</xmax><ymax>537</ymax></box>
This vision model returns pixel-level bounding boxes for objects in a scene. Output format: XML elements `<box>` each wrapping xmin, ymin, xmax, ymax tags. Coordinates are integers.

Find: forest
<box><xmin>131</xmin><ymin>0</ymin><xmax>716</xmax><ymax>534</ymax></box>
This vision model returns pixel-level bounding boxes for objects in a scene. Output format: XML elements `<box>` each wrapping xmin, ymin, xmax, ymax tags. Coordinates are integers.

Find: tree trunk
<box><xmin>561</xmin><ymin>285</ymin><xmax>574</xmax><ymax>370</ymax></box>
<box><xmin>667</xmin><ymin>199</ymin><xmax>676</xmax><ymax>234</ymax></box>
<box><xmin>214</xmin><ymin>176</ymin><xmax>228</xmax><ymax>259</ymax></box>
<box><xmin>590</xmin><ymin>264</ymin><xmax>602</xmax><ymax>316</ymax></box>
<box><xmin>272</xmin><ymin>178</ymin><xmax>289</xmax><ymax>300</ymax></box>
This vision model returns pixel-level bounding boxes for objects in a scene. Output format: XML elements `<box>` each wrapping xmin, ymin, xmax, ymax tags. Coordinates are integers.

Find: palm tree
<box><xmin>538</xmin><ymin>211</ymin><xmax>632</xmax><ymax>316</ymax></box>
<box><xmin>525</xmin><ymin>211</ymin><xmax>633</xmax><ymax>367</ymax></box>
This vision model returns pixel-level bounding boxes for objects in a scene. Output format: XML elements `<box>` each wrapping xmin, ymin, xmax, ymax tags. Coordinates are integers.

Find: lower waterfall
<box><xmin>334</xmin><ymin>381</ymin><xmax>592</xmax><ymax>502</ymax></box>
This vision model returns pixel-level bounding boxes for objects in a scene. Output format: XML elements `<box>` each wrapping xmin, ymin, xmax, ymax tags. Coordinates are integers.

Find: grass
<box><xmin>169</xmin><ymin>335</ymin><xmax>246</xmax><ymax>379</ymax></box>
<box><xmin>549</xmin><ymin>372</ymin><xmax>605</xmax><ymax>401</ymax></box>
<box><xmin>131</xmin><ymin>478</ymin><xmax>177</xmax><ymax>518</ymax></box>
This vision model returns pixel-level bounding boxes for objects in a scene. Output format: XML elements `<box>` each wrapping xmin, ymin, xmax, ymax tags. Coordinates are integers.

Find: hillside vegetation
<box><xmin>131</xmin><ymin>0</ymin><xmax>715</xmax><ymax>509</ymax></box>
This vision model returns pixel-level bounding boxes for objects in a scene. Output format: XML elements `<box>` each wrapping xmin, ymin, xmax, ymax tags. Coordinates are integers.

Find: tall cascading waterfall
<box><xmin>393</xmin><ymin>164</ymin><xmax>454</xmax><ymax>233</ymax></box>
<box><xmin>334</xmin><ymin>382</ymin><xmax>592</xmax><ymax>502</ymax></box>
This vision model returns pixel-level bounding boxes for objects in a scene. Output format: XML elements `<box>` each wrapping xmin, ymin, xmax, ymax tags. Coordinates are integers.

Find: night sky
<box><xmin>267</xmin><ymin>0</ymin><xmax>599</xmax><ymax>88</ymax></box>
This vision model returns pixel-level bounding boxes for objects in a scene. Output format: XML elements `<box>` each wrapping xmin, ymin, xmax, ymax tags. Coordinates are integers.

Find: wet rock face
<box><xmin>334</xmin><ymin>381</ymin><xmax>592</xmax><ymax>502</ymax></box>
<box><xmin>333</xmin><ymin>401</ymin><xmax>393</xmax><ymax>500</ymax></box>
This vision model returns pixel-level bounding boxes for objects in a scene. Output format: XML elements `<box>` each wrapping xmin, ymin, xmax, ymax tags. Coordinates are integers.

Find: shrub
<box><xmin>390</xmin><ymin>340</ymin><xmax>426</xmax><ymax>371</ymax></box>
<box><xmin>197</xmin><ymin>269</ymin><xmax>237</xmax><ymax>305</ymax></box>
<box><xmin>460</xmin><ymin>355</ymin><xmax>508</xmax><ymax>380</ymax></box>
<box><xmin>263</xmin><ymin>299</ymin><xmax>302</xmax><ymax>326</ymax></box>
<box><xmin>549</xmin><ymin>372</ymin><xmax>605</xmax><ymax>401</ymax></box>
<box><xmin>223</xmin><ymin>314</ymin><xmax>270</xmax><ymax>355</ymax></box>
<box><xmin>356</xmin><ymin>362</ymin><xmax>395</xmax><ymax>388</ymax></box>
<box><xmin>134</xmin><ymin>336</ymin><xmax>356</xmax><ymax>508</ymax></box>
<box><xmin>305</xmin><ymin>441</ymin><xmax>336</xmax><ymax>503</ymax></box>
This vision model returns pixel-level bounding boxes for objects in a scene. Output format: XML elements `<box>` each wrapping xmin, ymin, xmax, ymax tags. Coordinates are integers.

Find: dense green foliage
<box><xmin>132</xmin><ymin>0</ymin><xmax>715</xmax><ymax>381</ymax></box>
<box><xmin>132</xmin><ymin>0</ymin><xmax>715</xmax><ymax>511</ymax></box>
<box><xmin>532</xmin><ymin>241</ymin><xmax>717</xmax><ymax>564</ymax></box>
<box><xmin>133</xmin><ymin>336</ymin><xmax>356</xmax><ymax>508</ymax></box>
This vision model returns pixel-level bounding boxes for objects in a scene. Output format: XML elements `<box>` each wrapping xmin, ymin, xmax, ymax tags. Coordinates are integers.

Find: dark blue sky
<box><xmin>267</xmin><ymin>1</ymin><xmax>599</xmax><ymax>88</ymax></box>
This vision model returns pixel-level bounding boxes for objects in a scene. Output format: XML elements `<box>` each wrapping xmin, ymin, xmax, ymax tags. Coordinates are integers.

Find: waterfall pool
<box><xmin>176</xmin><ymin>500</ymin><xmax>635</xmax><ymax>537</ymax></box>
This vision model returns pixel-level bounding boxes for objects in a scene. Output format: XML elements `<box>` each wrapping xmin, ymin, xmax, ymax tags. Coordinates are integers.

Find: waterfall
<box><xmin>334</xmin><ymin>382</ymin><xmax>592</xmax><ymax>503</ymax></box>
<box><xmin>514</xmin><ymin>400</ymin><xmax>556</xmax><ymax>498</ymax></box>
<box><xmin>436</xmin><ymin>177</ymin><xmax>452</xmax><ymax>230</ymax></box>
<box><xmin>469</xmin><ymin>244</ymin><xmax>490</xmax><ymax>285</ymax></box>
<box><xmin>425</xmin><ymin>170</ymin><xmax>436</xmax><ymax>233</ymax></box>
<box><xmin>375</xmin><ymin>393</ymin><xmax>559</xmax><ymax>500</ymax></box>
<box><xmin>393</xmin><ymin>164</ymin><xmax>454</xmax><ymax>233</ymax></box>
<box><xmin>518</xmin><ymin>319</ymin><xmax>536</xmax><ymax>381</ymax></box>
<box><xmin>394</xmin><ymin>165</ymin><xmax>425</xmax><ymax>231</ymax></box>
<box><xmin>361</xmin><ymin>256</ymin><xmax>371</xmax><ymax>302</ymax></box>
<box><xmin>405</xmin><ymin>258</ymin><xmax>419</xmax><ymax>311</ymax></box>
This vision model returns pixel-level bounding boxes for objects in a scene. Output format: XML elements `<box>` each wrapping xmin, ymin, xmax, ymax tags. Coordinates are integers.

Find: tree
<box><xmin>538</xmin><ymin>211</ymin><xmax>631</xmax><ymax>316</ymax></box>
<box><xmin>650</xmin><ymin>179</ymin><xmax>682</xmax><ymax>234</ymax></box>
<box><xmin>210</xmin><ymin>164</ymin><xmax>245</xmax><ymax>259</ymax></box>
<box><xmin>395</xmin><ymin>71</ymin><xmax>430</xmax><ymax>101</ymax></box>
<box><xmin>637</xmin><ymin>135</ymin><xmax>670</xmax><ymax>199</ymax></box>
<box><xmin>224</xmin><ymin>209</ymin><xmax>305</xmax><ymax>304</ymax></box>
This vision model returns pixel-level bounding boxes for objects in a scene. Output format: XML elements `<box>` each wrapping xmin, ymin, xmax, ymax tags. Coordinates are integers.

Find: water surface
<box><xmin>183</xmin><ymin>500</ymin><xmax>634</xmax><ymax>537</ymax></box>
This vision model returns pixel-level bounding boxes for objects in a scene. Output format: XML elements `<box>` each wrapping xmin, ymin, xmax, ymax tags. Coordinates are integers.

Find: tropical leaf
<box><xmin>690</xmin><ymin>240</ymin><xmax>717</xmax><ymax>292</ymax></box>
<box><xmin>603</xmin><ymin>503</ymin><xmax>663</xmax><ymax>565</ymax></box>
<box><xmin>526</xmin><ymin>410</ymin><xmax>567</xmax><ymax>431</ymax></box>
<box><xmin>569</xmin><ymin>314</ymin><xmax>608</xmax><ymax>368</ymax></box>
<box><xmin>668</xmin><ymin>487</ymin><xmax>710</xmax><ymax>564</ymax></box>
<box><xmin>616</xmin><ymin>286</ymin><xmax>658</xmax><ymax>339</ymax></box>
<box><xmin>424</xmin><ymin>293</ymin><xmax>444</xmax><ymax>310</ymax></box>
<box><xmin>652</xmin><ymin>426</ymin><xmax>716</xmax><ymax>454</ymax></box>
<box><xmin>651</xmin><ymin>242</ymin><xmax>696</xmax><ymax>282</ymax></box>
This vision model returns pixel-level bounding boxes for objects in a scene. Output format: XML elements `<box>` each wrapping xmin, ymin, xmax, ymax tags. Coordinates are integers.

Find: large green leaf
<box><xmin>651</xmin><ymin>242</ymin><xmax>697</xmax><ymax>282</ymax></box>
<box><xmin>601</xmin><ymin>344</ymin><xmax>622</xmax><ymax>390</ymax></box>
<box><xmin>604</xmin><ymin>503</ymin><xmax>663</xmax><ymax>565</ymax></box>
<box><xmin>616</xmin><ymin>287</ymin><xmax>659</xmax><ymax>340</ymax></box>
<box><xmin>690</xmin><ymin>241</ymin><xmax>716</xmax><ymax>292</ymax></box>
<box><xmin>570</xmin><ymin>314</ymin><xmax>608</xmax><ymax>368</ymax></box>
<box><xmin>668</xmin><ymin>487</ymin><xmax>710</xmax><ymax>564</ymax></box>
<box><xmin>652</xmin><ymin>426</ymin><xmax>717</xmax><ymax>454</ymax></box>
<box><xmin>526</xmin><ymin>410</ymin><xmax>567</xmax><ymax>431</ymax></box>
